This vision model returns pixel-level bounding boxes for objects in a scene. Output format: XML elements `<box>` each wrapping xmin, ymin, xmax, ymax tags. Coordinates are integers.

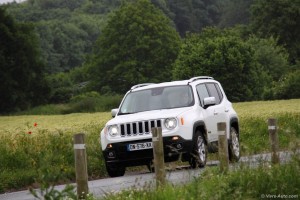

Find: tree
<box><xmin>166</xmin><ymin>0</ymin><xmax>220</xmax><ymax>36</ymax></box>
<box><xmin>172</xmin><ymin>27</ymin><xmax>266</xmax><ymax>101</ymax></box>
<box><xmin>246</xmin><ymin>36</ymin><xmax>289</xmax><ymax>81</ymax></box>
<box><xmin>218</xmin><ymin>0</ymin><xmax>253</xmax><ymax>28</ymax></box>
<box><xmin>273</xmin><ymin>69</ymin><xmax>300</xmax><ymax>99</ymax></box>
<box><xmin>89</xmin><ymin>0</ymin><xmax>181</xmax><ymax>94</ymax></box>
<box><xmin>250</xmin><ymin>0</ymin><xmax>300</xmax><ymax>63</ymax></box>
<box><xmin>5</xmin><ymin>0</ymin><xmax>105</xmax><ymax>73</ymax></box>
<box><xmin>0</xmin><ymin>8</ymin><xmax>49</xmax><ymax>113</ymax></box>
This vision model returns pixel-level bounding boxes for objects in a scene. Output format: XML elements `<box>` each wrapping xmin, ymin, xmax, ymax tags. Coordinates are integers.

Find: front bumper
<box><xmin>103</xmin><ymin>136</ymin><xmax>193</xmax><ymax>167</ymax></box>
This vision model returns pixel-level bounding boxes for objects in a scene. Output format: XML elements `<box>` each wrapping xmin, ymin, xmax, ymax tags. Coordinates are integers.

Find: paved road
<box><xmin>0</xmin><ymin>167</ymin><xmax>205</xmax><ymax>200</ymax></box>
<box><xmin>0</xmin><ymin>150</ymin><xmax>299</xmax><ymax>200</ymax></box>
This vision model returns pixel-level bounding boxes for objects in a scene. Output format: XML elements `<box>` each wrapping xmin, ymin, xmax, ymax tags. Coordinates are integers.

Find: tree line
<box><xmin>0</xmin><ymin>0</ymin><xmax>299</xmax><ymax>113</ymax></box>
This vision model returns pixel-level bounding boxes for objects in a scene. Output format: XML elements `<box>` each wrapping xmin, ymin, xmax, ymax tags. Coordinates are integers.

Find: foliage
<box><xmin>273</xmin><ymin>69</ymin><xmax>300</xmax><ymax>100</ymax></box>
<box><xmin>5</xmin><ymin>0</ymin><xmax>107</xmax><ymax>73</ymax></box>
<box><xmin>233</xmin><ymin>99</ymin><xmax>300</xmax><ymax>154</ymax></box>
<box><xmin>15</xmin><ymin>104</ymin><xmax>69</xmax><ymax>115</ymax></box>
<box><xmin>29</xmin><ymin>167</ymin><xmax>76</xmax><ymax>200</ymax></box>
<box><xmin>162</xmin><ymin>0</ymin><xmax>221</xmax><ymax>37</ymax></box>
<box><xmin>2</xmin><ymin>0</ymin><xmax>297</xmax><ymax>113</ymax></box>
<box><xmin>36</xmin><ymin>21</ymin><xmax>91</xmax><ymax>73</ymax></box>
<box><xmin>103</xmin><ymin>157</ymin><xmax>300</xmax><ymax>200</ymax></box>
<box><xmin>246</xmin><ymin>36</ymin><xmax>289</xmax><ymax>81</ymax></box>
<box><xmin>89</xmin><ymin>0</ymin><xmax>181</xmax><ymax>94</ymax></box>
<box><xmin>245</xmin><ymin>35</ymin><xmax>291</xmax><ymax>99</ymax></box>
<box><xmin>250</xmin><ymin>0</ymin><xmax>300</xmax><ymax>63</ymax></box>
<box><xmin>64</xmin><ymin>93</ymin><xmax>123</xmax><ymax>114</ymax></box>
<box><xmin>15</xmin><ymin>93</ymin><xmax>123</xmax><ymax>115</ymax></box>
<box><xmin>4</xmin><ymin>0</ymin><xmax>223</xmax><ymax>74</ymax></box>
<box><xmin>70</xmin><ymin>91</ymin><xmax>101</xmax><ymax>103</ymax></box>
<box><xmin>45</xmin><ymin>72</ymin><xmax>74</xmax><ymax>103</ymax></box>
<box><xmin>239</xmin><ymin>113</ymin><xmax>299</xmax><ymax>154</ymax></box>
<box><xmin>0</xmin><ymin>113</ymin><xmax>110</xmax><ymax>193</ymax></box>
<box><xmin>173</xmin><ymin>27</ymin><xmax>266</xmax><ymax>101</ymax></box>
<box><xmin>0</xmin><ymin>8</ymin><xmax>50</xmax><ymax>113</ymax></box>
<box><xmin>218</xmin><ymin>0</ymin><xmax>253</xmax><ymax>28</ymax></box>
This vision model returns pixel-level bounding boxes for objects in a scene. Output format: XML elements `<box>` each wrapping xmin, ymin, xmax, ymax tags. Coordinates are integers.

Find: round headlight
<box><xmin>165</xmin><ymin>118</ymin><xmax>177</xmax><ymax>130</ymax></box>
<box><xmin>109</xmin><ymin>125</ymin><xmax>119</xmax><ymax>137</ymax></box>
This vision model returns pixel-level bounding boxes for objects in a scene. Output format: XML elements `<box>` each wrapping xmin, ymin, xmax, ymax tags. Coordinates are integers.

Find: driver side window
<box><xmin>196</xmin><ymin>84</ymin><xmax>209</xmax><ymax>107</ymax></box>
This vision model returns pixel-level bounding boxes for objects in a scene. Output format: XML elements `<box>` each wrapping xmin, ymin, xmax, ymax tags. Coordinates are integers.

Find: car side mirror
<box><xmin>203</xmin><ymin>97</ymin><xmax>216</xmax><ymax>109</ymax></box>
<box><xmin>111</xmin><ymin>108</ymin><xmax>119</xmax><ymax>118</ymax></box>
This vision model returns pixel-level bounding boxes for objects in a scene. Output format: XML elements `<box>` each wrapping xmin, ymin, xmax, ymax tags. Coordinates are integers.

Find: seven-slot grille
<box><xmin>120</xmin><ymin>119</ymin><xmax>162</xmax><ymax>137</ymax></box>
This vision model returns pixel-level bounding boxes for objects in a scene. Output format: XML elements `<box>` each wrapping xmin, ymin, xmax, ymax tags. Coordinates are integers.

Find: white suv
<box><xmin>100</xmin><ymin>76</ymin><xmax>240</xmax><ymax>177</ymax></box>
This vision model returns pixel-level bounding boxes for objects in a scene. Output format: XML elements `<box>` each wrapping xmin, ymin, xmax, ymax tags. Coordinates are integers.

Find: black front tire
<box><xmin>106</xmin><ymin>163</ymin><xmax>125</xmax><ymax>177</ymax></box>
<box><xmin>147</xmin><ymin>161</ymin><xmax>155</xmax><ymax>173</ymax></box>
<box><xmin>189</xmin><ymin>130</ymin><xmax>207</xmax><ymax>168</ymax></box>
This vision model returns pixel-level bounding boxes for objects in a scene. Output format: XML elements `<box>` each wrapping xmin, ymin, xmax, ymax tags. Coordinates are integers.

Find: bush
<box><xmin>0</xmin><ymin>169</ymin><xmax>36</xmax><ymax>193</ymax></box>
<box><xmin>63</xmin><ymin>92</ymin><xmax>123</xmax><ymax>113</ymax></box>
<box><xmin>15</xmin><ymin>104</ymin><xmax>68</xmax><ymax>115</ymax></box>
<box><xmin>50</xmin><ymin>87</ymin><xmax>74</xmax><ymax>103</ymax></box>
<box><xmin>273</xmin><ymin>70</ymin><xmax>300</xmax><ymax>99</ymax></box>
<box><xmin>70</xmin><ymin>91</ymin><xmax>101</xmax><ymax>103</ymax></box>
<box><xmin>15</xmin><ymin>92</ymin><xmax>123</xmax><ymax>115</ymax></box>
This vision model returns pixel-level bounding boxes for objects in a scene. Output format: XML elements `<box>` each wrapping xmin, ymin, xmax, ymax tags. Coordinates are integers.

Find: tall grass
<box><xmin>0</xmin><ymin>99</ymin><xmax>299</xmax><ymax>193</ymax></box>
<box><xmin>0</xmin><ymin>113</ymin><xmax>110</xmax><ymax>193</ymax></box>
<box><xmin>234</xmin><ymin>99</ymin><xmax>300</xmax><ymax>154</ymax></box>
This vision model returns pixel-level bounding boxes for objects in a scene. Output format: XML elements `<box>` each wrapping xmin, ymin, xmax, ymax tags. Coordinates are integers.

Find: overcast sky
<box><xmin>0</xmin><ymin>0</ymin><xmax>26</xmax><ymax>5</ymax></box>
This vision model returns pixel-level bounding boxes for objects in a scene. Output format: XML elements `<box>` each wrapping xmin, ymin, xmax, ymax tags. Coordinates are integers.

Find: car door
<box><xmin>196</xmin><ymin>83</ymin><xmax>226</xmax><ymax>142</ymax></box>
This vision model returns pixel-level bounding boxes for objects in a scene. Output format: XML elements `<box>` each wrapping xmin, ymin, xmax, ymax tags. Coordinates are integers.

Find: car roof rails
<box><xmin>131</xmin><ymin>83</ymin><xmax>155</xmax><ymax>90</ymax></box>
<box><xmin>188</xmin><ymin>76</ymin><xmax>214</xmax><ymax>83</ymax></box>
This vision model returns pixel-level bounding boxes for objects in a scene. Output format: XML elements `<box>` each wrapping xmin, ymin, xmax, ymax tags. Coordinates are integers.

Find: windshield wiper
<box><xmin>118</xmin><ymin>112</ymin><xmax>135</xmax><ymax>115</ymax></box>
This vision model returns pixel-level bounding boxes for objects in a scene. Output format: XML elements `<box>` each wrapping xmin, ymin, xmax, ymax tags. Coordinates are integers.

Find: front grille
<box><xmin>120</xmin><ymin>119</ymin><xmax>162</xmax><ymax>137</ymax></box>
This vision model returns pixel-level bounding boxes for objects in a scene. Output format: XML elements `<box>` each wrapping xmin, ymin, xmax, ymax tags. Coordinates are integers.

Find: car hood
<box><xmin>106</xmin><ymin>107</ymin><xmax>192</xmax><ymax>125</ymax></box>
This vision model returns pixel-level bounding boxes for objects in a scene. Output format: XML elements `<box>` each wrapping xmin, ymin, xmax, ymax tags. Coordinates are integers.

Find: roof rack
<box><xmin>188</xmin><ymin>76</ymin><xmax>214</xmax><ymax>83</ymax></box>
<box><xmin>131</xmin><ymin>83</ymin><xmax>155</xmax><ymax>90</ymax></box>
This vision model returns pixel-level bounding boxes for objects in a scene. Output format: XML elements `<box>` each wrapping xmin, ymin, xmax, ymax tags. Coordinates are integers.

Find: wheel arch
<box><xmin>230</xmin><ymin>117</ymin><xmax>239</xmax><ymax>137</ymax></box>
<box><xmin>193</xmin><ymin>120</ymin><xmax>208</xmax><ymax>144</ymax></box>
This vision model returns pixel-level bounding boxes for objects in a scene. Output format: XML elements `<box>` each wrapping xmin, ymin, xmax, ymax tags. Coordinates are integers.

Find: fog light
<box><xmin>107</xmin><ymin>144</ymin><xmax>113</xmax><ymax>148</ymax></box>
<box><xmin>172</xmin><ymin>136</ymin><xmax>179</xmax><ymax>141</ymax></box>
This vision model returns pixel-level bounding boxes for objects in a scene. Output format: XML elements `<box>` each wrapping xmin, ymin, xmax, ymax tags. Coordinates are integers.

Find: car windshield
<box><xmin>119</xmin><ymin>85</ymin><xmax>194</xmax><ymax>115</ymax></box>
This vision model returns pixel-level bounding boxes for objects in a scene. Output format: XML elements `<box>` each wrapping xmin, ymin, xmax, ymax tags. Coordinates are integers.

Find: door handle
<box><xmin>225</xmin><ymin>108</ymin><xmax>229</xmax><ymax>112</ymax></box>
<box><xmin>214</xmin><ymin>111</ymin><xmax>218</xmax><ymax>115</ymax></box>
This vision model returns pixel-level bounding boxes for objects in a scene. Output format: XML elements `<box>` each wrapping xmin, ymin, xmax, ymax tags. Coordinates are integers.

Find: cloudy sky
<box><xmin>0</xmin><ymin>0</ymin><xmax>26</xmax><ymax>4</ymax></box>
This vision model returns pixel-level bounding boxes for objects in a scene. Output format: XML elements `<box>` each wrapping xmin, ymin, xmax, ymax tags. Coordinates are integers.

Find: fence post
<box><xmin>268</xmin><ymin>118</ymin><xmax>280</xmax><ymax>164</ymax></box>
<box><xmin>218</xmin><ymin>122</ymin><xmax>229</xmax><ymax>172</ymax></box>
<box><xmin>152</xmin><ymin>127</ymin><xmax>166</xmax><ymax>187</ymax></box>
<box><xmin>74</xmin><ymin>133</ymin><xmax>89</xmax><ymax>199</ymax></box>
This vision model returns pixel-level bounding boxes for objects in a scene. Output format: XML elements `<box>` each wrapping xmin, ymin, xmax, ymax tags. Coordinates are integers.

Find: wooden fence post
<box><xmin>74</xmin><ymin>133</ymin><xmax>89</xmax><ymax>199</ymax></box>
<box><xmin>268</xmin><ymin>118</ymin><xmax>280</xmax><ymax>164</ymax></box>
<box><xmin>152</xmin><ymin>127</ymin><xmax>166</xmax><ymax>187</ymax></box>
<box><xmin>218</xmin><ymin>122</ymin><xmax>229</xmax><ymax>172</ymax></box>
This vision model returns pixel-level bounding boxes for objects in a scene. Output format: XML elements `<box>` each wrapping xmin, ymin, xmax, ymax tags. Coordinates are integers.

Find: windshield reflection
<box><xmin>119</xmin><ymin>85</ymin><xmax>194</xmax><ymax>115</ymax></box>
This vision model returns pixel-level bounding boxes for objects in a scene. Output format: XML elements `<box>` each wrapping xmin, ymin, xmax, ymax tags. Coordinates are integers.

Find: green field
<box><xmin>0</xmin><ymin>99</ymin><xmax>299</xmax><ymax>193</ymax></box>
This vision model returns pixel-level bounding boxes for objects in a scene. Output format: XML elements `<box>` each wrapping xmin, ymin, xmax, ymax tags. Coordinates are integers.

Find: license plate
<box><xmin>127</xmin><ymin>142</ymin><xmax>153</xmax><ymax>151</ymax></box>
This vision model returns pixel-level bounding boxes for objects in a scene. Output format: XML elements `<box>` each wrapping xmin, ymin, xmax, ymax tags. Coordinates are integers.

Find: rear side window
<box><xmin>206</xmin><ymin>83</ymin><xmax>222</xmax><ymax>104</ymax></box>
<box><xmin>215</xmin><ymin>83</ymin><xmax>223</xmax><ymax>101</ymax></box>
<box><xmin>196</xmin><ymin>84</ymin><xmax>210</xmax><ymax>107</ymax></box>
